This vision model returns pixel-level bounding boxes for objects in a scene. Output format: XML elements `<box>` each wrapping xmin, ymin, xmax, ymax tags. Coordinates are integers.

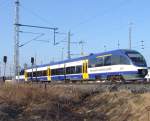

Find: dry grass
<box><xmin>0</xmin><ymin>83</ymin><xmax>150</xmax><ymax>121</ymax></box>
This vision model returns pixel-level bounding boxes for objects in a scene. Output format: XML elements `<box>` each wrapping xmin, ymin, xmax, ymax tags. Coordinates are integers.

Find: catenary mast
<box><xmin>14</xmin><ymin>0</ymin><xmax>20</xmax><ymax>81</ymax></box>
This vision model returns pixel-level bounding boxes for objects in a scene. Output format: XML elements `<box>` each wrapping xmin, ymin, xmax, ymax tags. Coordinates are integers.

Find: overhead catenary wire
<box><xmin>18</xmin><ymin>2</ymin><xmax>58</xmax><ymax>45</ymax></box>
<box><xmin>19</xmin><ymin>31</ymin><xmax>45</xmax><ymax>35</ymax></box>
<box><xmin>69</xmin><ymin>0</ymin><xmax>135</xmax><ymax>53</ymax></box>
<box><xmin>72</xmin><ymin>0</ymin><xmax>133</xmax><ymax>31</ymax></box>
<box><xmin>34</xmin><ymin>40</ymin><xmax>50</xmax><ymax>43</ymax></box>
<box><xmin>19</xmin><ymin>33</ymin><xmax>45</xmax><ymax>47</ymax></box>
<box><xmin>19</xmin><ymin>31</ymin><xmax>50</xmax><ymax>43</ymax></box>
<box><xmin>17</xmin><ymin>2</ymin><xmax>59</xmax><ymax>46</ymax></box>
<box><xmin>20</xmin><ymin>4</ymin><xmax>55</xmax><ymax>27</ymax></box>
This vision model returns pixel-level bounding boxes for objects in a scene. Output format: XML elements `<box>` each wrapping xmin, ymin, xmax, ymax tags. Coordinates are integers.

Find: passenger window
<box><xmin>51</xmin><ymin>69</ymin><xmax>56</xmax><ymax>75</ymax></box>
<box><xmin>20</xmin><ymin>70</ymin><xmax>24</xmax><ymax>75</ymax></box>
<box><xmin>89</xmin><ymin>57</ymin><xmax>96</xmax><ymax>67</ymax></box>
<box><xmin>76</xmin><ymin>66</ymin><xmax>82</xmax><ymax>73</ymax></box>
<box><xmin>33</xmin><ymin>72</ymin><xmax>36</xmax><ymax>77</ymax></box>
<box><xmin>95</xmin><ymin>57</ymin><xmax>103</xmax><ymax>67</ymax></box>
<box><xmin>111</xmin><ymin>55</ymin><xmax>129</xmax><ymax>65</ymax></box>
<box><xmin>27</xmin><ymin>72</ymin><xmax>31</xmax><ymax>77</ymax></box>
<box><xmin>43</xmin><ymin>70</ymin><xmax>47</xmax><ymax>76</ymax></box>
<box><xmin>57</xmin><ymin>68</ymin><xmax>64</xmax><ymax>75</ymax></box>
<box><xmin>104</xmin><ymin>56</ymin><xmax>111</xmax><ymax>66</ymax></box>
<box><xmin>66</xmin><ymin>67</ymin><xmax>70</xmax><ymax>74</ymax></box>
<box><xmin>120</xmin><ymin>56</ymin><xmax>130</xmax><ymax>65</ymax></box>
<box><xmin>70</xmin><ymin>67</ymin><xmax>75</xmax><ymax>74</ymax></box>
<box><xmin>66</xmin><ymin>66</ymin><xmax>75</xmax><ymax>74</ymax></box>
<box><xmin>111</xmin><ymin>55</ymin><xmax>120</xmax><ymax>65</ymax></box>
<box><xmin>36</xmin><ymin>71</ymin><xmax>39</xmax><ymax>76</ymax></box>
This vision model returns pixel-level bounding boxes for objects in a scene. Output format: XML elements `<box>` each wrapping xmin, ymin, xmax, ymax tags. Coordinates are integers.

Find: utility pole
<box><xmin>31</xmin><ymin>57</ymin><xmax>34</xmax><ymax>80</ymax></box>
<box><xmin>3</xmin><ymin>56</ymin><xmax>7</xmax><ymax>82</ymax></box>
<box><xmin>129</xmin><ymin>22</ymin><xmax>133</xmax><ymax>50</ymax></box>
<box><xmin>14</xmin><ymin>0</ymin><xmax>20</xmax><ymax>81</ymax></box>
<box><xmin>104</xmin><ymin>45</ymin><xmax>107</xmax><ymax>51</ymax></box>
<box><xmin>35</xmin><ymin>53</ymin><xmax>37</xmax><ymax>81</ymax></box>
<box><xmin>79</xmin><ymin>40</ymin><xmax>86</xmax><ymax>56</ymax></box>
<box><xmin>68</xmin><ymin>31</ymin><xmax>71</xmax><ymax>59</ymax></box>
<box><xmin>141</xmin><ymin>40</ymin><xmax>144</xmax><ymax>50</ymax></box>
<box><xmin>10</xmin><ymin>64</ymin><xmax>12</xmax><ymax>77</ymax></box>
<box><xmin>117</xmin><ymin>40</ymin><xmax>120</xmax><ymax>49</ymax></box>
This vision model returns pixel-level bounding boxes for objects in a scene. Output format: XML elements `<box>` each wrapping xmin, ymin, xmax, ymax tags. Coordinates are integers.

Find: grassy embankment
<box><xmin>0</xmin><ymin>83</ymin><xmax>150</xmax><ymax>121</ymax></box>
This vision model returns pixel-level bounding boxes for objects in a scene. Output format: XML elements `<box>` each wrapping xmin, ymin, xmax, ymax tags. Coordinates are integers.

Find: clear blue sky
<box><xmin>0</xmin><ymin>0</ymin><xmax>150</xmax><ymax>74</ymax></box>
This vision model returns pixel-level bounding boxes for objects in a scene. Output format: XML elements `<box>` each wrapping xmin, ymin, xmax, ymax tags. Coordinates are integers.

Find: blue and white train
<box><xmin>17</xmin><ymin>49</ymin><xmax>148</xmax><ymax>82</ymax></box>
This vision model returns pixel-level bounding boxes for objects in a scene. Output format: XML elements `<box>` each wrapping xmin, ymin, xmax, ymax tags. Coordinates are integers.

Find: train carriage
<box><xmin>17</xmin><ymin>49</ymin><xmax>148</xmax><ymax>82</ymax></box>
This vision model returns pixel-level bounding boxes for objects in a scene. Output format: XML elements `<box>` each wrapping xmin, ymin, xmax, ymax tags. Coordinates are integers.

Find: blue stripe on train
<box><xmin>89</xmin><ymin>71</ymin><xmax>138</xmax><ymax>79</ymax></box>
<box><xmin>28</xmin><ymin>76</ymin><xmax>47</xmax><ymax>81</ymax></box>
<box><xmin>51</xmin><ymin>74</ymin><xmax>82</xmax><ymax>81</ymax></box>
<box><xmin>26</xmin><ymin>71</ymin><xmax>138</xmax><ymax>81</ymax></box>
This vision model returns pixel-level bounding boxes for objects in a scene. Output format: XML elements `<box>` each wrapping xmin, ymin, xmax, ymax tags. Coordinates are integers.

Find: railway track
<box><xmin>24</xmin><ymin>80</ymin><xmax>150</xmax><ymax>93</ymax></box>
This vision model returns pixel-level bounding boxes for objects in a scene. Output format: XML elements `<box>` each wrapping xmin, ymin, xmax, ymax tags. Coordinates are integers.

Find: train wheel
<box><xmin>107</xmin><ymin>75</ymin><xmax>112</xmax><ymax>83</ymax></box>
<box><xmin>119</xmin><ymin>75</ymin><xmax>125</xmax><ymax>83</ymax></box>
<box><xmin>95</xmin><ymin>76</ymin><xmax>102</xmax><ymax>82</ymax></box>
<box><xmin>65</xmin><ymin>79</ymin><xmax>70</xmax><ymax>83</ymax></box>
<box><xmin>107</xmin><ymin>75</ymin><xmax>118</xmax><ymax>83</ymax></box>
<box><xmin>112</xmin><ymin>76</ymin><xmax>117</xmax><ymax>83</ymax></box>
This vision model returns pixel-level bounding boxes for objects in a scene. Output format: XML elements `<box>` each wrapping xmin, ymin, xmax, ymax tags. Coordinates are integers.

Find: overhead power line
<box><xmin>19</xmin><ymin>31</ymin><xmax>44</xmax><ymax>35</ymax></box>
<box><xmin>20</xmin><ymin>4</ymin><xmax>55</xmax><ymax>26</ymax></box>
<box><xmin>72</xmin><ymin>0</ymin><xmax>132</xmax><ymax>30</ymax></box>
<box><xmin>19</xmin><ymin>33</ymin><xmax>45</xmax><ymax>47</ymax></box>
<box><xmin>19</xmin><ymin>31</ymin><xmax>50</xmax><ymax>43</ymax></box>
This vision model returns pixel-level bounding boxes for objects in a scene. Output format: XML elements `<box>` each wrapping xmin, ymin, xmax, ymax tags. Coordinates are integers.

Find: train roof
<box><xmin>27</xmin><ymin>49</ymin><xmax>140</xmax><ymax>69</ymax></box>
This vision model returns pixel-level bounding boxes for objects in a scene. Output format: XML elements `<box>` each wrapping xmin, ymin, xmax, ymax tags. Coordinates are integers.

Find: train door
<box><xmin>47</xmin><ymin>67</ymin><xmax>51</xmax><ymax>81</ymax></box>
<box><xmin>24</xmin><ymin>71</ymin><xmax>28</xmax><ymax>81</ymax></box>
<box><xmin>82</xmin><ymin>60</ymin><xmax>89</xmax><ymax>80</ymax></box>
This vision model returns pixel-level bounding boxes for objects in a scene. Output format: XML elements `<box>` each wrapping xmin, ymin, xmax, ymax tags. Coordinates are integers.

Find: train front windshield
<box><xmin>126</xmin><ymin>51</ymin><xmax>147</xmax><ymax>66</ymax></box>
